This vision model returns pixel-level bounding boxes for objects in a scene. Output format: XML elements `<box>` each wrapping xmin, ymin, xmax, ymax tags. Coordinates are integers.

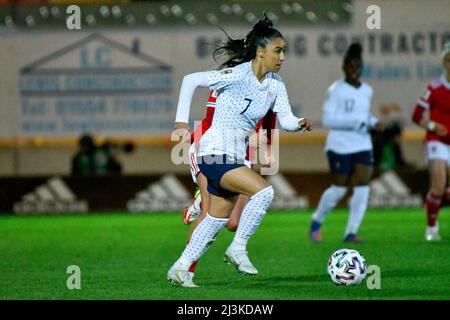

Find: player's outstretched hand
<box><xmin>298</xmin><ymin>118</ymin><xmax>313</xmax><ymax>133</ymax></box>
<box><xmin>261</xmin><ymin>149</ymin><xmax>276</xmax><ymax>168</ymax></box>
<box><xmin>172</xmin><ymin>122</ymin><xmax>191</xmax><ymax>143</ymax></box>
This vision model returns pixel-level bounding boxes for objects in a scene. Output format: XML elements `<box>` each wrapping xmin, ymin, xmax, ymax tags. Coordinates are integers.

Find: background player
<box><xmin>309</xmin><ymin>43</ymin><xmax>382</xmax><ymax>243</ymax></box>
<box><xmin>411</xmin><ymin>42</ymin><xmax>450</xmax><ymax>241</ymax></box>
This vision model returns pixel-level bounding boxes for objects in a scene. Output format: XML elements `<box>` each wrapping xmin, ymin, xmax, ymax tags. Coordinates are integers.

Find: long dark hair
<box><xmin>213</xmin><ymin>14</ymin><xmax>284</xmax><ymax>70</ymax></box>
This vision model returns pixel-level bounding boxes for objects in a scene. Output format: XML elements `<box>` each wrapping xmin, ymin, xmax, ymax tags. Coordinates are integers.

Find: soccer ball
<box><xmin>327</xmin><ymin>248</ymin><xmax>367</xmax><ymax>286</ymax></box>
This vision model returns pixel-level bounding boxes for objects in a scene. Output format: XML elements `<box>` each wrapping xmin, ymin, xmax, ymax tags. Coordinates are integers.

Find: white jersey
<box><xmin>323</xmin><ymin>79</ymin><xmax>376</xmax><ymax>154</ymax></box>
<box><xmin>197</xmin><ymin>61</ymin><xmax>294</xmax><ymax>160</ymax></box>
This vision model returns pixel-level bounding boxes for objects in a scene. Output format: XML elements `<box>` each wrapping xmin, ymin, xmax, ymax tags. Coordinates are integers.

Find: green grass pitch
<box><xmin>0</xmin><ymin>209</ymin><xmax>448</xmax><ymax>300</ymax></box>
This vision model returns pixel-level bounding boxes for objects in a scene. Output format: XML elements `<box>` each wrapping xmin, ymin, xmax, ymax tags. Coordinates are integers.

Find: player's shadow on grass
<box><xmin>256</xmin><ymin>274</ymin><xmax>328</xmax><ymax>286</ymax></box>
<box><xmin>207</xmin><ymin>274</ymin><xmax>327</xmax><ymax>287</ymax></box>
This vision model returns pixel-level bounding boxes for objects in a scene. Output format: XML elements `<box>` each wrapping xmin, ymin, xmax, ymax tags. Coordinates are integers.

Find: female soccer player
<box><xmin>183</xmin><ymin>90</ymin><xmax>276</xmax><ymax>230</ymax></box>
<box><xmin>411</xmin><ymin>42</ymin><xmax>450</xmax><ymax>241</ymax></box>
<box><xmin>168</xmin><ymin>15</ymin><xmax>312</xmax><ymax>287</ymax></box>
<box><xmin>309</xmin><ymin>43</ymin><xmax>382</xmax><ymax>244</ymax></box>
<box><xmin>183</xmin><ymin>91</ymin><xmax>276</xmax><ymax>275</ymax></box>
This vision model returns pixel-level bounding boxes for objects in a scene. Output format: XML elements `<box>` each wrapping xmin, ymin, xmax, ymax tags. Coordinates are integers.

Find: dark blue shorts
<box><xmin>327</xmin><ymin>150</ymin><xmax>374</xmax><ymax>174</ymax></box>
<box><xmin>197</xmin><ymin>154</ymin><xmax>246</xmax><ymax>198</ymax></box>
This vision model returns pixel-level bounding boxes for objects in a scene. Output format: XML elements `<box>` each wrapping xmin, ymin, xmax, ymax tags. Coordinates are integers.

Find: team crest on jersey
<box><xmin>422</xmin><ymin>89</ymin><xmax>431</xmax><ymax>100</ymax></box>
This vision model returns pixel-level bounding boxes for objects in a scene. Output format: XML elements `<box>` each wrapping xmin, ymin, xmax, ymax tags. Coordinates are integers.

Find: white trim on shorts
<box><xmin>189</xmin><ymin>144</ymin><xmax>253</xmax><ymax>185</ymax></box>
<box><xmin>188</xmin><ymin>143</ymin><xmax>200</xmax><ymax>185</ymax></box>
<box><xmin>425</xmin><ymin>140</ymin><xmax>450</xmax><ymax>166</ymax></box>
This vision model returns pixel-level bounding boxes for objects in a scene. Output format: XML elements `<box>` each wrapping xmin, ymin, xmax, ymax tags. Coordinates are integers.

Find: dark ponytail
<box><xmin>213</xmin><ymin>14</ymin><xmax>284</xmax><ymax>70</ymax></box>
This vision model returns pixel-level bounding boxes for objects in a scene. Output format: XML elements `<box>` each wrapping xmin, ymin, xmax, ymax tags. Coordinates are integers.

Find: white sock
<box><xmin>426</xmin><ymin>224</ymin><xmax>439</xmax><ymax>233</ymax></box>
<box><xmin>312</xmin><ymin>185</ymin><xmax>347</xmax><ymax>223</ymax></box>
<box><xmin>178</xmin><ymin>213</ymin><xmax>228</xmax><ymax>269</ymax></box>
<box><xmin>231</xmin><ymin>186</ymin><xmax>274</xmax><ymax>251</ymax></box>
<box><xmin>228</xmin><ymin>235</ymin><xmax>248</xmax><ymax>253</ymax></box>
<box><xmin>345</xmin><ymin>186</ymin><xmax>370</xmax><ymax>236</ymax></box>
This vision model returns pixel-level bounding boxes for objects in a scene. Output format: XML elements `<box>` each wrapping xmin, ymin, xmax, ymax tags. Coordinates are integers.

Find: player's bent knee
<box><xmin>251</xmin><ymin>185</ymin><xmax>275</xmax><ymax>203</ymax></box>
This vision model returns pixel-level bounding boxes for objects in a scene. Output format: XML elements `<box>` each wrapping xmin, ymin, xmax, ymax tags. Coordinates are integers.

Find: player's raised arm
<box><xmin>272</xmin><ymin>80</ymin><xmax>312</xmax><ymax>132</ymax></box>
<box><xmin>174</xmin><ymin>72</ymin><xmax>209</xmax><ymax>127</ymax></box>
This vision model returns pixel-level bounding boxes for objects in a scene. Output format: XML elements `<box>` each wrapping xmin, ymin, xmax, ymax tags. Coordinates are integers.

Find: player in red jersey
<box><xmin>182</xmin><ymin>90</ymin><xmax>277</xmax><ymax>274</ymax></box>
<box><xmin>182</xmin><ymin>90</ymin><xmax>219</xmax><ymax>226</ymax></box>
<box><xmin>411</xmin><ymin>42</ymin><xmax>450</xmax><ymax>241</ymax></box>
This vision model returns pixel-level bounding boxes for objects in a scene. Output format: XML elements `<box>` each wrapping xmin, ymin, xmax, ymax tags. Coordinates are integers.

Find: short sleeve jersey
<box><xmin>324</xmin><ymin>79</ymin><xmax>374</xmax><ymax>154</ymax></box>
<box><xmin>198</xmin><ymin>61</ymin><xmax>292</xmax><ymax>160</ymax></box>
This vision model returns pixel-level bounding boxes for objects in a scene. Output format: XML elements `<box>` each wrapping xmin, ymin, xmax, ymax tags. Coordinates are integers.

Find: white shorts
<box><xmin>425</xmin><ymin>141</ymin><xmax>450</xmax><ymax>166</ymax></box>
<box><xmin>188</xmin><ymin>143</ymin><xmax>252</xmax><ymax>185</ymax></box>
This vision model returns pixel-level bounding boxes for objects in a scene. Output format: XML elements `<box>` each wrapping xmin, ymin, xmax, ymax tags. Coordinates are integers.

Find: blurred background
<box><xmin>0</xmin><ymin>0</ymin><xmax>449</xmax><ymax>214</ymax></box>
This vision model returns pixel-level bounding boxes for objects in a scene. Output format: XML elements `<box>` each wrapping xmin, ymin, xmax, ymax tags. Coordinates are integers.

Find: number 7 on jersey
<box><xmin>240</xmin><ymin>98</ymin><xmax>253</xmax><ymax>114</ymax></box>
